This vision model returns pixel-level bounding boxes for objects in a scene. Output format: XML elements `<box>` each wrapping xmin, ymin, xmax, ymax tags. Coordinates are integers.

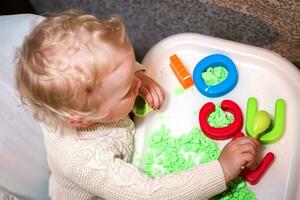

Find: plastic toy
<box><xmin>132</xmin><ymin>95</ymin><xmax>151</xmax><ymax>117</ymax></box>
<box><xmin>193</xmin><ymin>54</ymin><xmax>238</xmax><ymax>97</ymax></box>
<box><xmin>252</xmin><ymin>110</ymin><xmax>271</xmax><ymax>139</ymax></box>
<box><xmin>169</xmin><ymin>54</ymin><xmax>194</xmax><ymax>89</ymax></box>
<box><xmin>199</xmin><ymin>100</ymin><xmax>275</xmax><ymax>185</ymax></box>
<box><xmin>246</xmin><ymin>97</ymin><xmax>285</xmax><ymax>144</ymax></box>
<box><xmin>199</xmin><ymin>99</ymin><xmax>243</xmax><ymax>140</ymax></box>
<box><xmin>233</xmin><ymin>132</ymin><xmax>275</xmax><ymax>185</ymax></box>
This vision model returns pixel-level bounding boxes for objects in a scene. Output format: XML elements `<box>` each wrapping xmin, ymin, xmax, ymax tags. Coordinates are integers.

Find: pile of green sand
<box><xmin>142</xmin><ymin>104</ymin><xmax>256</xmax><ymax>200</ymax></box>
<box><xmin>202</xmin><ymin>66</ymin><xmax>228</xmax><ymax>86</ymax></box>
<box><xmin>208</xmin><ymin>103</ymin><xmax>234</xmax><ymax>128</ymax></box>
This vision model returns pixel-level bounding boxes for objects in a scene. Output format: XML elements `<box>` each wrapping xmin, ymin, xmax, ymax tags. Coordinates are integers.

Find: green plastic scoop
<box><xmin>132</xmin><ymin>95</ymin><xmax>151</xmax><ymax>117</ymax></box>
<box><xmin>252</xmin><ymin>110</ymin><xmax>271</xmax><ymax>139</ymax></box>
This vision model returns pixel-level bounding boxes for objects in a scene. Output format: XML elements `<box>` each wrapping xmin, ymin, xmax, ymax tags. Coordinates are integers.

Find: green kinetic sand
<box><xmin>202</xmin><ymin>66</ymin><xmax>228</xmax><ymax>86</ymax></box>
<box><xmin>174</xmin><ymin>87</ymin><xmax>185</xmax><ymax>96</ymax></box>
<box><xmin>142</xmin><ymin>105</ymin><xmax>256</xmax><ymax>200</ymax></box>
<box><xmin>208</xmin><ymin>103</ymin><xmax>234</xmax><ymax>128</ymax></box>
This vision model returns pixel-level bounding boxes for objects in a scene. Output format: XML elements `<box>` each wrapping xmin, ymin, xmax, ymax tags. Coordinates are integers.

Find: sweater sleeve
<box><xmin>64</xmin><ymin>138</ymin><xmax>226</xmax><ymax>200</ymax></box>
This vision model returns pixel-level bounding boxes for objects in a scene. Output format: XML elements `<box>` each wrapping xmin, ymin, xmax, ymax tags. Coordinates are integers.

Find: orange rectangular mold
<box><xmin>169</xmin><ymin>54</ymin><xmax>194</xmax><ymax>89</ymax></box>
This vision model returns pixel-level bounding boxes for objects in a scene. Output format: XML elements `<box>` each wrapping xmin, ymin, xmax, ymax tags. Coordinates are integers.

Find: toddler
<box><xmin>15</xmin><ymin>10</ymin><xmax>259</xmax><ymax>200</ymax></box>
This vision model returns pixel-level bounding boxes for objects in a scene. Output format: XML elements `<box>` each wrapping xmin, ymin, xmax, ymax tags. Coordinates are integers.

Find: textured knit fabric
<box><xmin>41</xmin><ymin>116</ymin><xmax>226</xmax><ymax>200</ymax></box>
<box><xmin>41</xmin><ymin>62</ymin><xmax>226</xmax><ymax>199</ymax></box>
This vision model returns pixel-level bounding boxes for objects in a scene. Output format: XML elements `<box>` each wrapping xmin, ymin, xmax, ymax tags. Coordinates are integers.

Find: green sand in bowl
<box><xmin>142</xmin><ymin>104</ymin><xmax>256</xmax><ymax>200</ymax></box>
<box><xmin>208</xmin><ymin>103</ymin><xmax>234</xmax><ymax>128</ymax></box>
<box><xmin>202</xmin><ymin>66</ymin><xmax>228</xmax><ymax>86</ymax></box>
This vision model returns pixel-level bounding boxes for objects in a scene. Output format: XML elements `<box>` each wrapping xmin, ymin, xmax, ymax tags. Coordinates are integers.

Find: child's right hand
<box><xmin>218</xmin><ymin>136</ymin><xmax>260</xmax><ymax>183</ymax></box>
<box><xmin>135</xmin><ymin>71</ymin><xmax>165</xmax><ymax>110</ymax></box>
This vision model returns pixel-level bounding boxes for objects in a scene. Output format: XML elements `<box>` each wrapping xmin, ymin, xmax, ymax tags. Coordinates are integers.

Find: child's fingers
<box><xmin>150</xmin><ymin>88</ymin><xmax>160</xmax><ymax>109</ymax></box>
<box><xmin>141</xmin><ymin>85</ymin><xmax>161</xmax><ymax>110</ymax></box>
<box><xmin>244</xmin><ymin>136</ymin><xmax>260</xmax><ymax>146</ymax></box>
<box><xmin>153</xmin><ymin>86</ymin><xmax>165</xmax><ymax>109</ymax></box>
<box><xmin>252</xmin><ymin>138</ymin><xmax>260</xmax><ymax>146</ymax></box>
<box><xmin>146</xmin><ymin>83</ymin><xmax>165</xmax><ymax>109</ymax></box>
<box><xmin>236</xmin><ymin>136</ymin><xmax>260</xmax><ymax>147</ymax></box>
<box><xmin>224</xmin><ymin>138</ymin><xmax>258</xmax><ymax>158</ymax></box>
<box><xmin>241</xmin><ymin>152</ymin><xmax>256</xmax><ymax>167</ymax></box>
<box><xmin>238</xmin><ymin>144</ymin><xmax>257</xmax><ymax>156</ymax></box>
<box><xmin>139</xmin><ymin>86</ymin><xmax>154</xmax><ymax>107</ymax></box>
<box><xmin>136</xmin><ymin>73</ymin><xmax>165</xmax><ymax>109</ymax></box>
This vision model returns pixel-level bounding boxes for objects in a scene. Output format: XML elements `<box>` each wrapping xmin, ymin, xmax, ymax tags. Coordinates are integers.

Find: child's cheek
<box><xmin>119</xmin><ymin>96</ymin><xmax>136</xmax><ymax>115</ymax></box>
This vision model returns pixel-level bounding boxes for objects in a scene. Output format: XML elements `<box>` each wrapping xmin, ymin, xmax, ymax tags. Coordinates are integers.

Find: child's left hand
<box><xmin>135</xmin><ymin>71</ymin><xmax>165</xmax><ymax>110</ymax></box>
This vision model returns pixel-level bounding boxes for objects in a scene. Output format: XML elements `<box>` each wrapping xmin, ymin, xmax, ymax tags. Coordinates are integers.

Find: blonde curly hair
<box><xmin>15</xmin><ymin>10</ymin><xmax>131</xmax><ymax>130</ymax></box>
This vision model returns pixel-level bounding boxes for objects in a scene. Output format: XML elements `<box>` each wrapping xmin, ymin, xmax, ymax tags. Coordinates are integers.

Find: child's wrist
<box><xmin>218</xmin><ymin>159</ymin><xmax>231</xmax><ymax>183</ymax></box>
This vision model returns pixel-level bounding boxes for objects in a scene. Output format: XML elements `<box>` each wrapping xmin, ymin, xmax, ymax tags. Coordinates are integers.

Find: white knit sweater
<box><xmin>41</xmin><ymin>116</ymin><xmax>226</xmax><ymax>200</ymax></box>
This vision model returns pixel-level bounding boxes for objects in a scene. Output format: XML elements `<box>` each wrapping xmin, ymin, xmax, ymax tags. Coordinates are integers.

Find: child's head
<box><xmin>15</xmin><ymin>10</ymin><xmax>141</xmax><ymax>129</ymax></box>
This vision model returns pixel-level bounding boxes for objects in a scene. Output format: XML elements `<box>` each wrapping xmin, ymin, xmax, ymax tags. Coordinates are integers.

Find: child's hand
<box><xmin>218</xmin><ymin>136</ymin><xmax>260</xmax><ymax>183</ymax></box>
<box><xmin>135</xmin><ymin>71</ymin><xmax>165</xmax><ymax>110</ymax></box>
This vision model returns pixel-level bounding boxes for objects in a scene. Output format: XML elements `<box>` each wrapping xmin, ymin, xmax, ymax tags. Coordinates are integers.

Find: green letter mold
<box><xmin>246</xmin><ymin>97</ymin><xmax>285</xmax><ymax>144</ymax></box>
